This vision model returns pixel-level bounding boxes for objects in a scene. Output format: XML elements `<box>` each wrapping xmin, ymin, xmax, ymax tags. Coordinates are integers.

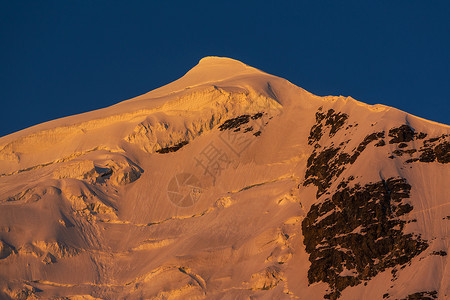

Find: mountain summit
<box><xmin>0</xmin><ymin>57</ymin><xmax>449</xmax><ymax>299</ymax></box>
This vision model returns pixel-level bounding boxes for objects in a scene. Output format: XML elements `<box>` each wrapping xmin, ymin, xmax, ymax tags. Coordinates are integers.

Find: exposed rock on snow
<box><xmin>302</xmin><ymin>177</ymin><xmax>428</xmax><ymax>299</ymax></box>
<box><xmin>0</xmin><ymin>57</ymin><xmax>448</xmax><ymax>299</ymax></box>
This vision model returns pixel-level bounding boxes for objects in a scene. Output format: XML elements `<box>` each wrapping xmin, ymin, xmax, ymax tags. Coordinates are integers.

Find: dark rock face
<box><xmin>400</xmin><ymin>291</ymin><xmax>438</xmax><ymax>300</ymax></box>
<box><xmin>416</xmin><ymin>132</ymin><xmax>428</xmax><ymax>139</ymax></box>
<box><xmin>304</xmin><ymin>147</ymin><xmax>342</xmax><ymax>197</ymax></box>
<box><xmin>421</xmin><ymin>140</ymin><xmax>449</xmax><ymax>163</ymax></box>
<box><xmin>418</xmin><ymin>148</ymin><xmax>436</xmax><ymax>162</ymax></box>
<box><xmin>351</xmin><ymin>132</ymin><xmax>384</xmax><ymax>163</ymax></box>
<box><xmin>251</xmin><ymin>112</ymin><xmax>263</xmax><ymax>120</ymax></box>
<box><xmin>156</xmin><ymin>141</ymin><xmax>189</xmax><ymax>153</ymax></box>
<box><xmin>302</xmin><ymin>114</ymin><xmax>434</xmax><ymax>299</ymax></box>
<box><xmin>153</xmin><ymin>113</ymin><xmax>268</xmax><ymax>154</ymax></box>
<box><xmin>325</xmin><ymin>109</ymin><xmax>349</xmax><ymax>137</ymax></box>
<box><xmin>375</xmin><ymin>139</ymin><xmax>386</xmax><ymax>147</ymax></box>
<box><xmin>304</xmin><ymin>130</ymin><xmax>385</xmax><ymax>197</ymax></box>
<box><xmin>383</xmin><ymin>125</ymin><xmax>449</xmax><ymax>164</ymax></box>
<box><xmin>308</xmin><ymin>109</ymin><xmax>349</xmax><ymax>145</ymax></box>
<box><xmin>431</xmin><ymin>251</ymin><xmax>447</xmax><ymax>256</ymax></box>
<box><xmin>390</xmin><ymin>133</ymin><xmax>450</xmax><ymax>164</ymax></box>
<box><xmin>393</xmin><ymin>149</ymin><xmax>417</xmax><ymax>157</ymax></box>
<box><xmin>388</xmin><ymin>125</ymin><xmax>416</xmax><ymax>144</ymax></box>
<box><xmin>219</xmin><ymin>114</ymin><xmax>250</xmax><ymax>131</ymax></box>
<box><xmin>302</xmin><ymin>178</ymin><xmax>428</xmax><ymax>299</ymax></box>
<box><xmin>218</xmin><ymin>112</ymin><xmax>265</xmax><ymax>135</ymax></box>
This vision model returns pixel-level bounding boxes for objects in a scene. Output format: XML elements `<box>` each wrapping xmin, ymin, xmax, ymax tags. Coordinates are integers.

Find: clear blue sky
<box><xmin>1</xmin><ymin>1</ymin><xmax>449</xmax><ymax>137</ymax></box>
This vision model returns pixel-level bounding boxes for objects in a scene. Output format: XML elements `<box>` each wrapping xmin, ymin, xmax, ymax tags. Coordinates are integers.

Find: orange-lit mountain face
<box><xmin>0</xmin><ymin>57</ymin><xmax>449</xmax><ymax>299</ymax></box>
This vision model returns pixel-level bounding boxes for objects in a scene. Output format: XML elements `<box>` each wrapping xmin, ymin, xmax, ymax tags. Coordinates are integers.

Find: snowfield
<box><xmin>0</xmin><ymin>57</ymin><xmax>449</xmax><ymax>299</ymax></box>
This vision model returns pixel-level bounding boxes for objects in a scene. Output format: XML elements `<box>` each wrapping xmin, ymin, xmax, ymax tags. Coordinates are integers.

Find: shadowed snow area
<box><xmin>0</xmin><ymin>57</ymin><xmax>449</xmax><ymax>299</ymax></box>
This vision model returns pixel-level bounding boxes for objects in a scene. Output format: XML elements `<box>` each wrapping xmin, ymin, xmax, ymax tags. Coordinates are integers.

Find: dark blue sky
<box><xmin>1</xmin><ymin>1</ymin><xmax>449</xmax><ymax>137</ymax></box>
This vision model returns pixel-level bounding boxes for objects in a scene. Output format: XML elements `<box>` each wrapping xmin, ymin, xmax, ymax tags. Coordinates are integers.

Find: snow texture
<box><xmin>0</xmin><ymin>57</ymin><xmax>449</xmax><ymax>299</ymax></box>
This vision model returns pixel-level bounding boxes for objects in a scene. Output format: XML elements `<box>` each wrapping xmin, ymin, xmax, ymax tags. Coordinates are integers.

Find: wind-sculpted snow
<box><xmin>0</xmin><ymin>57</ymin><xmax>449</xmax><ymax>299</ymax></box>
<box><xmin>125</xmin><ymin>87</ymin><xmax>279</xmax><ymax>154</ymax></box>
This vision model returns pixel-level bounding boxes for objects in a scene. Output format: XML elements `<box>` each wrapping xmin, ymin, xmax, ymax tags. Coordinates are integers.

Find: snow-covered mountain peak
<box><xmin>197</xmin><ymin>56</ymin><xmax>253</xmax><ymax>68</ymax></box>
<box><xmin>0</xmin><ymin>58</ymin><xmax>449</xmax><ymax>300</ymax></box>
<box><xmin>140</xmin><ymin>56</ymin><xmax>270</xmax><ymax>99</ymax></box>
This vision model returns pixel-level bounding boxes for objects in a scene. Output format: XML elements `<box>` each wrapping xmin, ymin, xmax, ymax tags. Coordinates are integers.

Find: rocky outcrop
<box><xmin>302</xmin><ymin>177</ymin><xmax>428</xmax><ymax>299</ymax></box>
<box><xmin>156</xmin><ymin>141</ymin><xmax>189</xmax><ymax>153</ymax></box>
<box><xmin>302</xmin><ymin>118</ymin><xmax>435</xmax><ymax>299</ymax></box>
<box><xmin>304</xmin><ymin>131</ymin><xmax>385</xmax><ymax>197</ymax></box>
<box><xmin>0</xmin><ymin>58</ymin><xmax>448</xmax><ymax>299</ymax></box>
<box><xmin>419</xmin><ymin>138</ymin><xmax>449</xmax><ymax>163</ymax></box>
<box><xmin>308</xmin><ymin>108</ymin><xmax>349</xmax><ymax>145</ymax></box>
<box><xmin>399</xmin><ymin>290</ymin><xmax>438</xmax><ymax>300</ymax></box>
<box><xmin>125</xmin><ymin>87</ymin><xmax>280</xmax><ymax>154</ymax></box>
<box><xmin>388</xmin><ymin>125</ymin><xmax>418</xmax><ymax>144</ymax></box>
<box><xmin>383</xmin><ymin>127</ymin><xmax>450</xmax><ymax>164</ymax></box>
<box><xmin>218</xmin><ymin>112</ymin><xmax>265</xmax><ymax>132</ymax></box>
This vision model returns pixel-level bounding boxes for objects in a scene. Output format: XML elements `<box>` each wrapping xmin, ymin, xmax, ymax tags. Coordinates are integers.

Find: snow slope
<box><xmin>0</xmin><ymin>57</ymin><xmax>449</xmax><ymax>299</ymax></box>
